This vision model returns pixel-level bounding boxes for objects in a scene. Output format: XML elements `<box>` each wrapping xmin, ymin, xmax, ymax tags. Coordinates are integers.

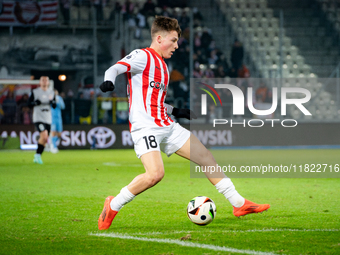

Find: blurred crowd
<box><xmin>1</xmin><ymin>0</ymin><xmax>251</xmax><ymax>125</ymax></box>
<box><xmin>0</xmin><ymin>91</ymin><xmax>32</xmax><ymax>125</ymax></box>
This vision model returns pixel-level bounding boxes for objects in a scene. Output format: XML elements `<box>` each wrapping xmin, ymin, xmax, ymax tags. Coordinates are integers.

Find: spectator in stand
<box><xmin>122</xmin><ymin>0</ymin><xmax>134</xmax><ymax>21</ymax></box>
<box><xmin>160</xmin><ymin>6</ymin><xmax>172</xmax><ymax>17</ymax></box>
<box><xmin>17</xmin><ymin>93</ymin><xmax>29</xmax><ymax>107</ymax></box>
<box><xmin>67</xmin><ymin>89</ymin><xmax>74</xmax><ymax>98</ymax></box>
<box><xmin>21</xmin><ymin>106</ymin><xmax>32</xmax><ymax>125</ymax></box>
<box><xmin>114</xmin><ymin>1</ymin><xmax>122</xmax><ymax>14</ymax></box>
<box><xmin>142</xmin><ymin>0</ymin><xmax>155</xmax><ymax>17</ymax></box>
<box><xmin>194</xmin><ymin>33</ymin><xmax>201</xmax><ymax>51</ymax></box>
<box><xmin>60</xmin><ymin>0</ymin><xmax>70</xmax><ymax>25</ymax></box>
<box><xmin>208</xmin><ymin>40</ymin><xmax>216</xmax><ymax>52</ymax></box>
<box><xmin>256</xmin><ymin>82</ymin><xmax>270</xmax><ymax>103</ymax></box>
<box><xmin>229</xmin><ymin>68</ymin><xmax>238</xmax><ymax>78</ymax></box>
<box><xmin>193</xmin><ymin>7</ymin><xmax>203</xmax><ymax>28</ymax></box>
<box><xmin>193</xmin><ymin>63</ymin><xmax>203</xmax><ymax>78</ymax></box>
<box><xmin>92</xmin><ymin>0</ymin><xmax>103</xmax><ymax>22</ymax></box>
<box><xmin>215</xmin><ymin>65</ymin><xmax>227</xmax><ymax>78</ymax></box>
<box><xmin>196</xmin><ymin>49</ymin><xmax>208</xmax><ymax>64</ymax></box>
<box><xmin>200</xmin><ymin>28</ymin><xmax>212</xmax><ymax>50</ymax></box>
<box><xmin>171</xmin><ymin>8</ymin><xmax>181</xmax><ymax>21</ymax></box>
<box><xmin>208</xmin><ymin>49</ymin><xmax>219</xmax><ymax>65</ymax></box>
<box><xmin>16</xmin><ymin>93</ymin><xmax>31</xmax><ymax>124</ymax></box>
<box><xmin>134</xmin><ymin>8</ymin><xmax>146</xmax><ymax>39</ymax></box>
<box><xmin>231</xmin><ymin>39</ymin><xmax>244</xmax><ymax>73</ymax></box>
<box><xmin>178</xmin><ymin>9</ymin><xmax>190</xmax><ymax>30</ymax></box>
<box><xmin>2</xmin><ymin>90</ymin><xmax>16</xmax><ymax>124</ymax></box>
<box><xmin>216</xmin><ymin>53</ymin><xmax>230</xmax><ymax>76</ymax></box>
<box><xmin>203</xmin><ymin>68</ymin><xmax>215</xmax><ymax>78</ymax></box>
<box><xmin>238</xmin><ymin>64</ymin><xmax>250</xmax><ymax>78</ymax></box>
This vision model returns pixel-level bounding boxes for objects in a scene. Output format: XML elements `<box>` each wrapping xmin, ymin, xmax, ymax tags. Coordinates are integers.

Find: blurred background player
<box><xmin>98</xmin><ymin>16</ymin><xmax>270</xmax><ymax>230</ymax></box>
<box><xmin>50</xmin><ymin>89</ymin><xmax>65</xmax><ymax>153</ymax></box>
<box><xmin>28</xmin><ymin>76</ymin><xmax>56</xmax><ymax>164</ymax></box>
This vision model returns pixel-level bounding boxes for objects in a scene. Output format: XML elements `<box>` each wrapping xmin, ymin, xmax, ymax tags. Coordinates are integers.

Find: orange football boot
<box><xmin>98</xmin><ymin>196</ymin><xmax>118</xmax><ymax>230</ymax></box>
<box><xmin>233</xmin><ymin>199</ymin><xmax>270</xmax><ymax>217</ymax></box>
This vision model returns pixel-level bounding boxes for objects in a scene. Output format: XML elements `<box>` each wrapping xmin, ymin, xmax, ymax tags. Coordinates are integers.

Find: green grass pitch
<box><xmin>0</xmin><ymin>149</ymin><xmax>339</xmax><ymax>255</ymax></box>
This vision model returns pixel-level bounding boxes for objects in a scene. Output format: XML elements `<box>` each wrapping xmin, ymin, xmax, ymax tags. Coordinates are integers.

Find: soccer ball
<box><xmin>187</xmin><ymin>196</ymin><xmax>216</xmax><ymax>225</ymax></box>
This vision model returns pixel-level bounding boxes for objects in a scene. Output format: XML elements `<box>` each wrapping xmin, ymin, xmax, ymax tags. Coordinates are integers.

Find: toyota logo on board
<box><xmin>87</xmin><ymin>127</ymin><xmax>116</xmax><ymax>148</ymax></box>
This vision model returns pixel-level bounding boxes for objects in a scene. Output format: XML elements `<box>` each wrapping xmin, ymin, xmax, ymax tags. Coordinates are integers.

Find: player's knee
<box><xmin>40</xmin><ymin>134</ymin><xmax>48</xmax><ymax>144</ymax></box>
<box><xmin>199</xmin><ymin>148</ymin><xmax>213</xmax><ymax>160</ymax></box>
<box><xmin>197</xmin><ymin>149</ymin><xmax>216</xmax><ymax>166</ymax></box>
<box><xmin>145</xmin><ymin>170</ymin><xmax>164</xmax><ymax>187</ymax></box>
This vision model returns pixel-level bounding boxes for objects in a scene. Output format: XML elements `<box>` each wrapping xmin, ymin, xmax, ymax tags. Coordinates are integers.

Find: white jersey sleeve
<box><xmin>117</xmin><ymin>49</ymin><xmax>147</xmax><ymax>74</ymax></box>
<box><xmin>104</xmin><ymin>64</ymin><xmax>128</xmax><ymax>83</ymax></box>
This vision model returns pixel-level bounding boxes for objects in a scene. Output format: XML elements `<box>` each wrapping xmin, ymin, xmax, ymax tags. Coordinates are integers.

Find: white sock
<box><xmin>110</xmin><ymin>186</ymin><xmax>135</xmax><ymax>211</ymax></box>
<box><xmin>215</xmin><ymin>178</ymin><xmax>245</xmax><ymax>207</ymax></box>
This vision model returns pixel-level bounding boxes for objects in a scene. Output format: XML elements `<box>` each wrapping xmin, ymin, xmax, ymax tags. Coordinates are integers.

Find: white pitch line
<box><xmin>130</xmin><ymin>228</ymin><xmax>340</xmax><ymax>236</ymax></box>
<box><xmin>90</xmin><ymin>232</ymin><xmax>278</xmax><ymax>255</ymax></box>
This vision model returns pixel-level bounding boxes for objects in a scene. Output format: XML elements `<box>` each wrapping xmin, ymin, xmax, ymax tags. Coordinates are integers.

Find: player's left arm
<box><xmin>50</xmin><ymin>93</ymin><xmax>57</xmax><ymax>109</ymax></box>
<box><xmin>164</xmin><ymin>103</ymin><xmax>197</xmax><ymax>120</ymax></box>
<box><xmin>100</xmin><ymin>64</ymin><xmax>128</xmax><ymax>92</ymax></box>
<box><xmin>101</xmin><ymin>50</ymin><xmax>147</xmax><ymax>93</ymax></box>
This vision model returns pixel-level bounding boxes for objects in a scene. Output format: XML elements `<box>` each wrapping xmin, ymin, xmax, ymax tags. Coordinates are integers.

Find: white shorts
<box><xmin>131</xmin><ymin>122</ymin><xmax>191</xmax><ymax>158</ymax></box>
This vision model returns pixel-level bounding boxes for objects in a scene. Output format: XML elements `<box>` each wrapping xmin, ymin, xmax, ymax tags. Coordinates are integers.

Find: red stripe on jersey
<box><xmin>147</xmin><ymin>48</ymin><xmax>172</xmax><ymax>126</ymax></box>
<box><xmin>141</xmin><ymin>49</ymin><xmax>151</xmax><ymax>113</ymax></box>
<box><xmin>149</xmin><ymin>52</ymin><xmax>162</xmax><ymax>127</ymax></box>
<box><xmin>117</xmin><ymin>61</ymin><xmax>131</xmax><ymax>72</ymax></box>
<box><xmin>160</xmin><ymin>57</ymin><xmax>172</xmax><ymax>126</ymax></box>
<box><xmin>127</xmin><ymin>72</ymin><xmax>132</xmax><ymax>113</ymax></box>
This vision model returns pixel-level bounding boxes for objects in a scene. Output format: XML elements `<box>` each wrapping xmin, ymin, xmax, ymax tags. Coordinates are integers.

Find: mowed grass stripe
<box><xmin>1</xmin><ymin>149</ymin><xmax>339</xmax><ymax>254</ymax></box>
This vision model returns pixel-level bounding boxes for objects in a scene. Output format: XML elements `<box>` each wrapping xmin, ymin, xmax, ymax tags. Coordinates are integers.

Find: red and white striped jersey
<box><xmin>117</xmin><ymin>48</ymin><xmax>173</xmax><ymax>132</ymax></box>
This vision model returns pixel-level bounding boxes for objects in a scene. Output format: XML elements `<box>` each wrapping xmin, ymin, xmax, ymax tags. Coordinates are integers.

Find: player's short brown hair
<box><xmin>151</xmin><ymin>16</ymin><xmax>182</xmax><ymax>39</ymax></box>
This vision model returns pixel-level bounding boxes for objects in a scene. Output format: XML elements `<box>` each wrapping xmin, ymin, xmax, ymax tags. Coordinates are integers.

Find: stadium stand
<box><xmin>268</xmin><ymin>0</ymin><xmax>339</xmax><ymax>78</ymax></box>
<box><xmin>215</xmin><ymin>0</ymin><xmax>315</xmax><ymax>78</ymax></box>
<box><xmin>0</xmin><ymin>0</ymin><xmax>339</xmax><ymax>124</ymax></box>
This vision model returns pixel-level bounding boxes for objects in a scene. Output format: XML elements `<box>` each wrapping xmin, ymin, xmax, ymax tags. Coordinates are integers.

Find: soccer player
<box><xmin>98</xmin><ymin>16</ymin><xmax>270</xmax><ymax>230</ymax></box>
<box><xmin>28</xmin><ymin>76</ymin><xmax>56</xmax><ymax>164</ymax></box>
<box><xmin>50</xmin><ymin>89</ymin><xmax>65</xmax><ymax>153</ymax></box>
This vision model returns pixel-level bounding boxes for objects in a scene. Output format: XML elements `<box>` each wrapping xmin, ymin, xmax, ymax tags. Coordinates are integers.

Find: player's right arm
<box><xmin>100</xmin><ymin>49</ymin><xmax>147</xmax><ymax>93</ymax></box>
<box><xmin>164</xmin><ymin>103</ymin><xmax>197</xmax><ymax>120</ymax></box>
<box><xmin>100</xmin><ymin>64</ymin><xmax>128</xmax><ymax>92</ymax></box>
<box><xmin>28</xmin><ymin>91</ymin><xmax>41</xmax><ymax>108</ymax></box>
